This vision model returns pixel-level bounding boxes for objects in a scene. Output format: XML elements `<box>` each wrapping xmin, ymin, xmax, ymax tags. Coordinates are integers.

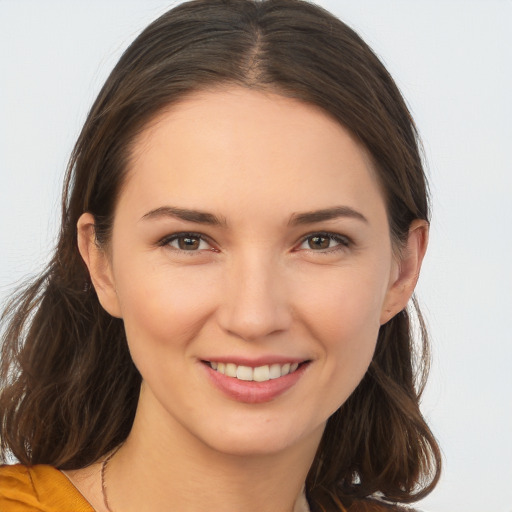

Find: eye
<box><xmin>160</xmin><ymin>233</ymin><xmax>213</xmax><ymax>252</ymax></box>
<box><xmin>297</xmin><ymin>232</ymin><xmax>350</xmax><ymax>251</ymax></box>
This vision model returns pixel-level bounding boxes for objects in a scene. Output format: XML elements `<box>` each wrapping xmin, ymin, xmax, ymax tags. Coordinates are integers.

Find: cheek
<box><xmin>297</xmin><ymin>264</ymin><xmax>388</xmax><ymax>337</ymax></box>
<box><xmin>113</xmin><ymin>258</ymin><xmax>219</xmax><ymax>356</ymax></box>
<box><xmin>293</xmin><ymin>264</ymin><xmax>389</xmax><ymax>383</ymax></box>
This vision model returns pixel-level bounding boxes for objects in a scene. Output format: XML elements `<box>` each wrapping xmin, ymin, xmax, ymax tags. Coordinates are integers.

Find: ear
<box><xmin>380</xmin><ymin>219</ymin><xmax>429</xmax><ymax>325</ymax></box>
<box><xmin>77</xmin><ymin>212</ymin><xmax>122</xmax><ymax>318</ymax></box>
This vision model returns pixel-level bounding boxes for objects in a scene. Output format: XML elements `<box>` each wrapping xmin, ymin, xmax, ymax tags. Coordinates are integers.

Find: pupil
<box><xmin>179</xmin><ymin>237</ymin><xmax>199</xmax><ymax>250</ymax></box>
<box><xmin>309</xmin><ymin>236</ymin><xmax>329</xmax><ymax>249</ymax></box>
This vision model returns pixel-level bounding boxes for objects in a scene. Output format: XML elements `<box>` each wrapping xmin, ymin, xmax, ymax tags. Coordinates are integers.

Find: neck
<box><xmin>106</xmin><ymin>385</ymin><xmax>322</xmax><ymax>512</ymax></box>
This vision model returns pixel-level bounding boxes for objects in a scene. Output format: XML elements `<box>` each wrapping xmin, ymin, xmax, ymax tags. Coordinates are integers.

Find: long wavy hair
<box><xmin>0</xmin><ymin>1</ymin><xmax>441</xmax><ymax>510</ymax></box>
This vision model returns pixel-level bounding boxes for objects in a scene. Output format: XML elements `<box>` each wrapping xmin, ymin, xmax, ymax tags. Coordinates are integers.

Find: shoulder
<box><xmin>0</xmin><ymin>465</ymin><xmax>40</xmax><ymax>511</ymax></box>
<box><xmin>0</xmin><ymin>464</ymin><xmax>93</xmax><ymax>512</ymax></box>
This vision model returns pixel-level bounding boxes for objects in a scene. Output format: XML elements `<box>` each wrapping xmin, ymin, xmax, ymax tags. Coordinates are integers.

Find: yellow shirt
<box><xmin>0</xmin><ymin>464</ymin><xmax>410</xmax><ymax>512</ymax></box>
<box><xmin>0</xmin><ymin>464</ymin><xmax>93</xmax><ymax>512</ymax></box>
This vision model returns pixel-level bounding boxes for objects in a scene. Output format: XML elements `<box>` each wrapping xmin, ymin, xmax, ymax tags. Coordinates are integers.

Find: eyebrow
<box><xmin>140</xmin><ymin>206</ymin><xmax>227</xmax><ymax>227</ymax></box>
<box><xmin>140</xmin><ymin>205</ymin><xmax>367</xmax><ymax>227</ymax></box>
<box><xmin>289</xmin><ymin>206</ymin><xmax>368</xmax><ymax>226</ymax></box>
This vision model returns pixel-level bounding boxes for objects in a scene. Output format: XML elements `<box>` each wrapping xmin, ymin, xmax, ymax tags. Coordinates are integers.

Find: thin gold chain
<box><xmin>101</xmin><ymin>447</ymin><xmax>121</xmax><ymax>512</ymax></box>
<box><xmin>100</xmin><ymin>448</ymin><xmax>310</xmax><ymax>512</ymax></box>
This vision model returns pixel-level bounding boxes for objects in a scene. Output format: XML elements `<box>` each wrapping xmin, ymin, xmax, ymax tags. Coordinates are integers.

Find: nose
<box><xmin>217</xmin><ymin>251</ymin><xmax>291</xmax><ymax>342</ymax></box>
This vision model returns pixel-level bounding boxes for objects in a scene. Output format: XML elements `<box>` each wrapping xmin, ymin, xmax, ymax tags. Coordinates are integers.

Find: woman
<box><xmin>0</xmin><ymin>1</ymin><xmax>441</xmax><ymax>511</ymax></box>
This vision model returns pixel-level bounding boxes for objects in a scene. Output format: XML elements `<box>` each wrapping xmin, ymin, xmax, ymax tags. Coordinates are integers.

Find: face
<box><xmin>80</xmin><ymin>87</ymin><xmax>419</xmax><ymax>458</ymax></box>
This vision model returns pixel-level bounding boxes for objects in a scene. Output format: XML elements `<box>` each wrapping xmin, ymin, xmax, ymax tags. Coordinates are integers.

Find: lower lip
<box><xmin>203</xmin><ymin>362</ymin><xmax>308</xmax><ymax>404</ymax></box>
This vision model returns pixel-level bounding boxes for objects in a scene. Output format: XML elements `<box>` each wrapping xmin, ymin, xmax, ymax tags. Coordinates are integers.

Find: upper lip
<box><xmin>200</xmin><ymin>356</ymin><xmax>309</xmax><ymax>367</ymax></box>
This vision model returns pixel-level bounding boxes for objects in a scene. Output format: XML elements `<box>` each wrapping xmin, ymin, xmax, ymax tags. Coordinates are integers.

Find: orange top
<box><xmin>0</xmin><ymin>464</ymin><xmax>93</xmax><ymax>512</ymax></box>
<box><xmin>0</xmin><ymin>464</ymin><xmax>413</xmax><ymax>512</ymax></box>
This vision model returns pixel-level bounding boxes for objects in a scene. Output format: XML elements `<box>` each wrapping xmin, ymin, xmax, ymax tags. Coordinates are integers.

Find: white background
<box><xmin>1</xmin><ymin>1</ymin><xmax>511</xmax><ymax>511</ymax></box>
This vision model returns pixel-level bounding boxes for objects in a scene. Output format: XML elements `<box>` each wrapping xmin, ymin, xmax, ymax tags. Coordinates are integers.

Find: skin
<box><xmin>73</xmin><ymin>87</ymin><xmax>428</xmax><ymax>512</ymax></box>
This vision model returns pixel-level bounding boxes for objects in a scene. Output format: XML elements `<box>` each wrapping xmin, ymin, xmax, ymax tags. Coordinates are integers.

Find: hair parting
<box><xmin>0</xmin><ymin>1</ymin><xmax>440</xmax><ymax>509</ymax></box>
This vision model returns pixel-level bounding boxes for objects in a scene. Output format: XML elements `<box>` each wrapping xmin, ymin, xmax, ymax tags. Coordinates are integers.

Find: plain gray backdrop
<box><xmin>1</xmin><ymin>1</ymin><xmax>511</xmax><ymax>511</ymax></box>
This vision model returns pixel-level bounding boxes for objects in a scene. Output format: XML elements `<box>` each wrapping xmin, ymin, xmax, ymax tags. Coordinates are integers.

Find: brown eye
<box><xmin>178</xmin><ymin>236</ymin><xmax>201</xmax><ymax>250</ymax></box>
<box><xmin>162</xmin><ymin>233</ymin><xmax>211</xmax><ymax>252</ymax></box>
<box><xmin>308</xmin><ymin>235</ymin><xmax>330</xmax><ymax>250</ymax></box>
<box><xmin>298</xmin><ymin>232</ymin><xmax>350</xmax><ymax>252</ymax></box>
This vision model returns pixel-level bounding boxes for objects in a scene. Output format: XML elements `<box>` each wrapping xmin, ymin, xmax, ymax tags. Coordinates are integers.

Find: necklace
<box><xmin>101</xmin><ymin>449</ymin><xmax>310</xmax><ymax>512</ymax></box>
<box><xmin>101</xmin><ymin>448</ymin><xmax>119</xmax><ymax>512</ymax></box>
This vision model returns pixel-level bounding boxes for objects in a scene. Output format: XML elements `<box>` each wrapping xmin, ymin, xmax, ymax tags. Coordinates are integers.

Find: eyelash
<box><xmin>296</xmin><ymin>232</ymin><xmax>351</xmax><ymax>253</ymax></box>
<box><xmin>158</xmin><ymin>231</ymin><xmax>351</xmax><ymax>254</ymax></box>
<box><xmin>158</xmin><ymin>232</ymin><xmax>216</xmax><ymax>253</ymax></box>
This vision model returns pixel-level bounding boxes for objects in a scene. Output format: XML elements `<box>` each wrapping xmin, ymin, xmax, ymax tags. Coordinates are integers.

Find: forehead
<box><xmin>120</xmin><ymin>87</ymin><xmax>386</xmax><ymax>222</ymax></box>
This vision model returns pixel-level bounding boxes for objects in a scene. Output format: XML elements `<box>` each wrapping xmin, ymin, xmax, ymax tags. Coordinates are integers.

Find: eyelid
<box><xmin>158</xmin><ymin>232</ymin><xmax>217</xmax><ymax>252</ymax></box>
<box><xmin>157</xmin><ymin>231</ymin><xmax>351</xmax><ymax>253</ymax></box>
<box><xmin>296</xmin><ymin>231</ymin><xmax>352</xmax><ymax>252</ymax></box>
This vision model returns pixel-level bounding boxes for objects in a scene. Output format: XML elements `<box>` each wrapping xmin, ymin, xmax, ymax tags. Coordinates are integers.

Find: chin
<box><xmin>197</xmin><ymin>420</ymin><xmax>325</xmax><ymax>459</ymax></box>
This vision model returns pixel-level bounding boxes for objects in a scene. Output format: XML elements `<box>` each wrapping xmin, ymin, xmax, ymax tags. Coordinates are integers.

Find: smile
<box><xmin>208</xmin><ymin>361</ymin><xmax>300</xmax><ymax>382</ymax></box>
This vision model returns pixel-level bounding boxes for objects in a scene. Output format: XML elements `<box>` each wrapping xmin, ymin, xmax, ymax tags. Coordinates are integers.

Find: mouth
<box><xmin>205</xmin><ymin>361</ymin><xmax>305</xmax><ymax>382</ymax></box>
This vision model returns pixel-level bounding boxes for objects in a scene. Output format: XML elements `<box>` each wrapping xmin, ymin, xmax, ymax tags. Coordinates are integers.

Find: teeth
<box><xmin>269</xmin><ymin>364</ymin><xmax>282</xmax><ymax>379</ymax></box>
<box><xmin>209</xmin><ymin>361</ymin><xmax>301</xmax><ymax>382</ymax></box>
<box><xmin>225</xmin><ymin>363</ymin><xmax>237</xmax><ymax>378</ymax></box>
<box><xmin>253</xmin><ymin>365</ymin><xmax>270</xmax><ymax>382</ymax></box>
<box><xmin>236</xmin><ymin>365</ymin><xmax>253</xmax><ymax>381</ymax></box>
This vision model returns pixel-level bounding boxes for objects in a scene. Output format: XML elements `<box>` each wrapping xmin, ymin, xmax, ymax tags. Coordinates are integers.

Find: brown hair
<box><xmin>0</xmin><ymin>0</ymin><xmax>441</xmax><ymax>509</ymax></box>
